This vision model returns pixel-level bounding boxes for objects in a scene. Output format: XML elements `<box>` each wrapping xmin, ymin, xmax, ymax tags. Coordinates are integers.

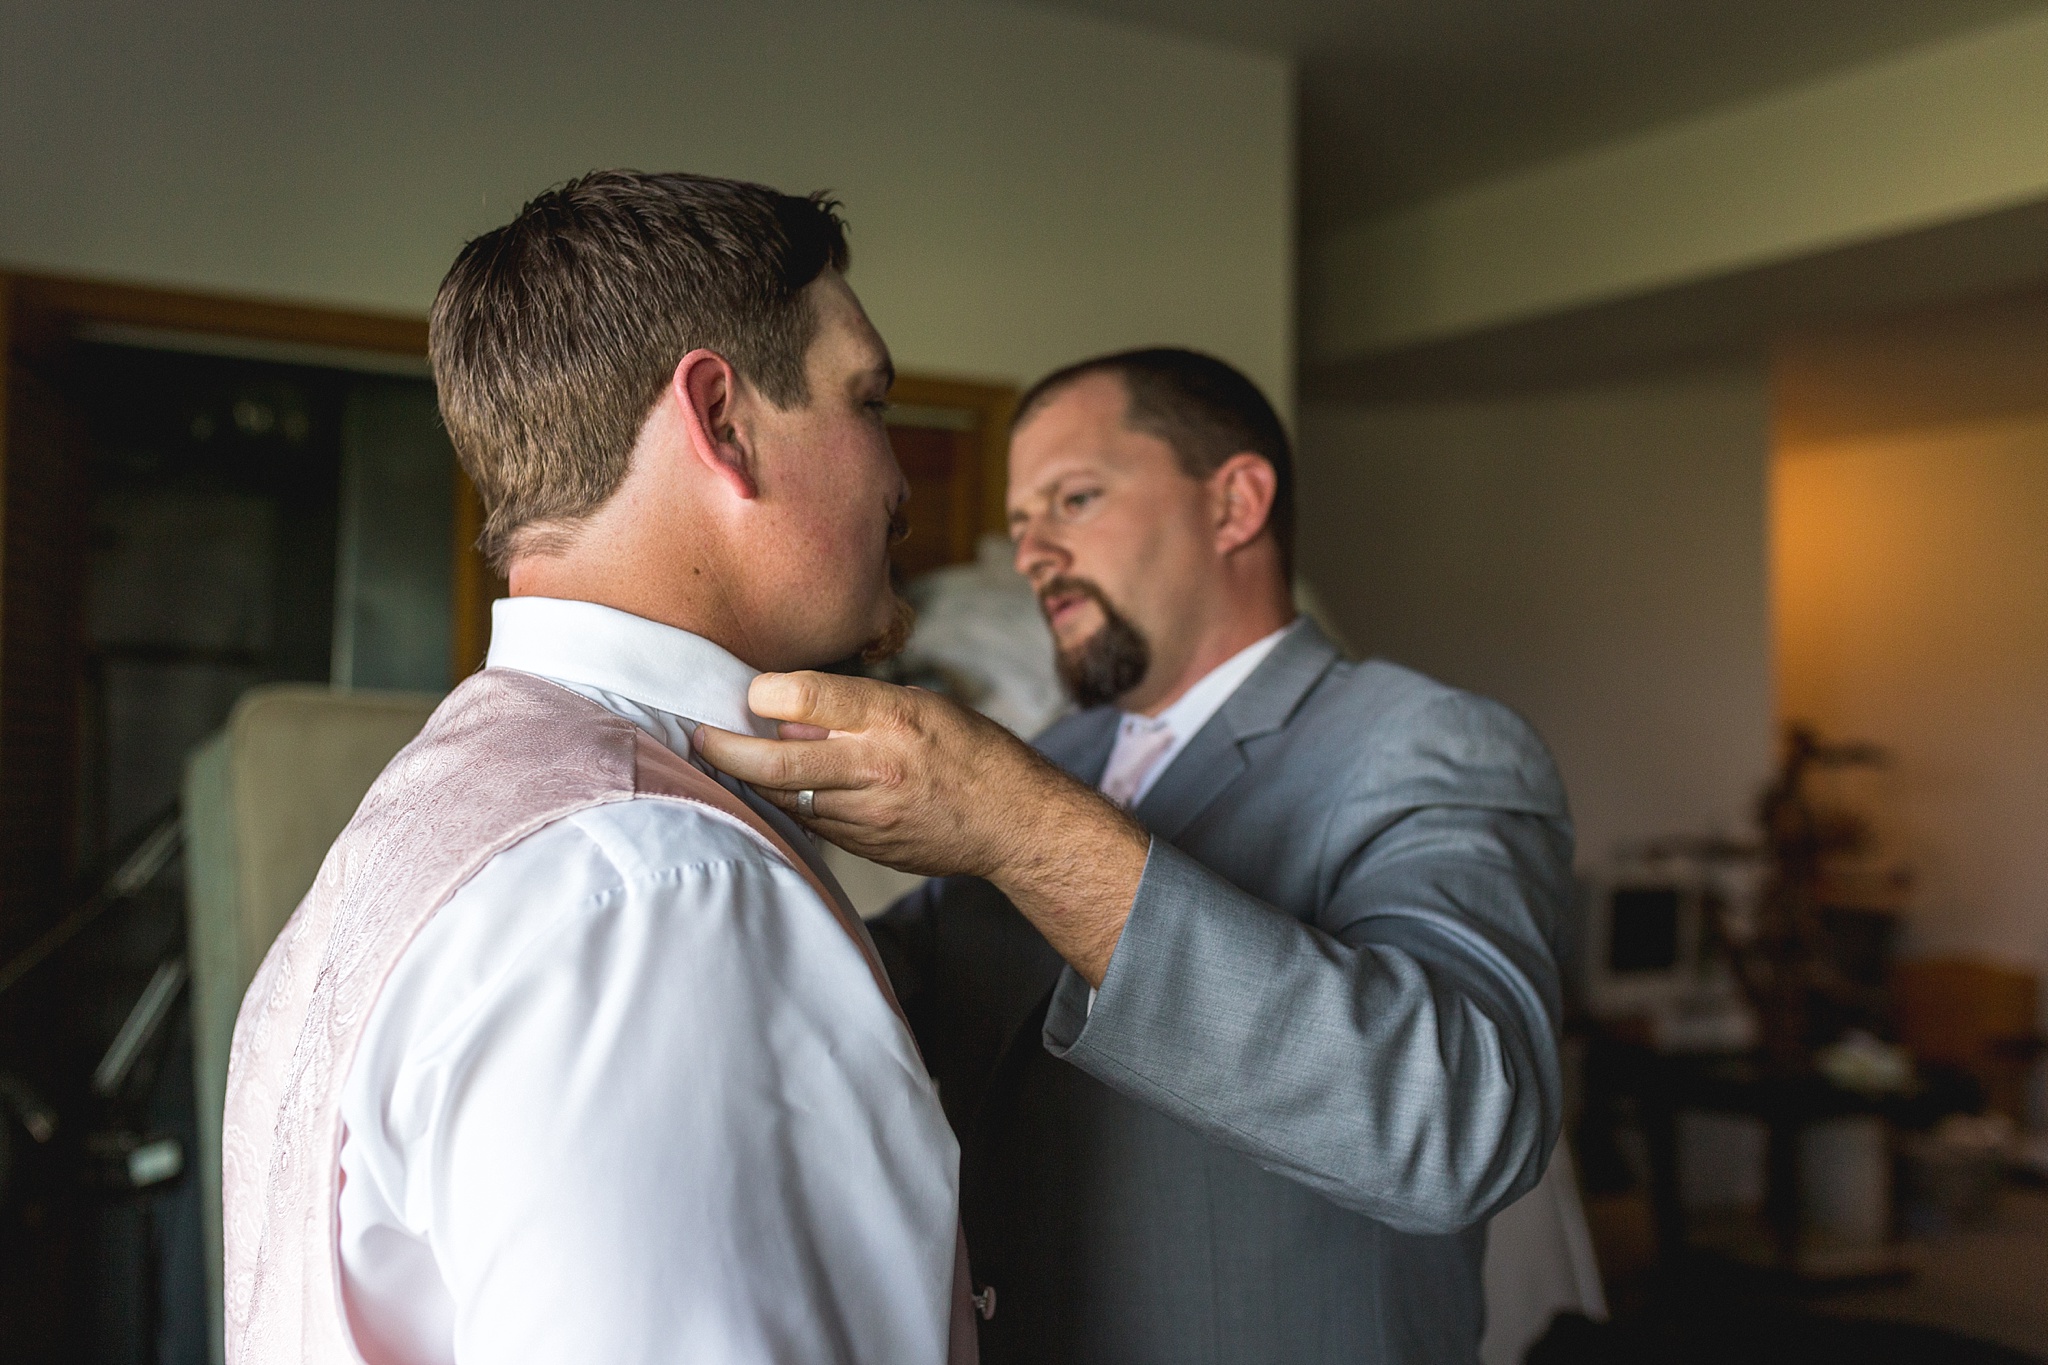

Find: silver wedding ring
<box><xmin>796</xmin><ymin>788</ymin><xmax>817</xmax><ymax>820</ymax></box>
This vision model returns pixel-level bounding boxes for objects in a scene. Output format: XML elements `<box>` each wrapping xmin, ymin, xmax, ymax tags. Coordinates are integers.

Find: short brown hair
<box><xmin>430</xmin><ymin>170</ymin><xmax>850</xmax><ymax>568</ymax></box>
<box><xmin>1014</xmin><ymin>348</ymin><xmax>1294</xmax><ymax>574</ymax></box>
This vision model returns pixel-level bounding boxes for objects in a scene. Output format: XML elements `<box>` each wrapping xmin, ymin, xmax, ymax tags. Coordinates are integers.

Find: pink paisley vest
<box><xmin>221</xmin><ymin>668</ymin><xmax>977</xmax><ymax>1364</ymax></box>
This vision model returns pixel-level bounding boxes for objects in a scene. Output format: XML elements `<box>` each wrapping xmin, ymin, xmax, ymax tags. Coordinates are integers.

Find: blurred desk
<box><xmin>1593</xmin><ymin>1036</ymin><xmax>1908</xmax><ymax>1284</ymax></box>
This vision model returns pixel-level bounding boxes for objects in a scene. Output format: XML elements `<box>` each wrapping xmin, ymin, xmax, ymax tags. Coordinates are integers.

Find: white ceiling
<box><xmin>1020</xmin><ymin>0</ymin><xmax>2048</xmax><ymax>233</ymax></box>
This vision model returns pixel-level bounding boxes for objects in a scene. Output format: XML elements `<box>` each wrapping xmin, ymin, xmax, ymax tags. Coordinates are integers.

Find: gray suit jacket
<box><xmin>872</xmin><ymin>619</ymin><xmax>1574</xmax><ymax>1365</ymax></box>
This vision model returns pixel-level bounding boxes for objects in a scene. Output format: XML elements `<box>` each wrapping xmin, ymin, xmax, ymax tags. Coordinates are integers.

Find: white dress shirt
<box><xmin>336</xmin><ymin>598</ymin><xmax>961</xmax><ymax>1365</ymax></box>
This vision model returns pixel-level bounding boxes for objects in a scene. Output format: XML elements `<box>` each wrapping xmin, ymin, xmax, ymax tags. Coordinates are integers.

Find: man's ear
<box><xmin>673</xmin><ymin>348</ymin><xmax>758</xmax><ymax>500</ymax></box>
<box><xmin>1209</xmin><ymin>452</ymin><xmax>1278</xmax><ymax>555</ymax></box>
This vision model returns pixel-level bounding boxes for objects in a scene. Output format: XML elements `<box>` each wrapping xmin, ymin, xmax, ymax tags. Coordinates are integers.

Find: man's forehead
<box><xmin>811</xmin><ymin>273</ymin><xmax>894</xmax><ymax>380</ymax></box>
<box><xmin>1009</xmin><ymin>375</ymin><xmax>1169</xmax><ymax>495</ymax></box>
<box><xmin>855</xmin><ymin>328</ymin><xmax>895</xmax><ymax>386</ymax></box>
<box><xmin>1021</xmin><ymin>370</ymin><xmax>1128</xmax><ymax>430</ymax></box>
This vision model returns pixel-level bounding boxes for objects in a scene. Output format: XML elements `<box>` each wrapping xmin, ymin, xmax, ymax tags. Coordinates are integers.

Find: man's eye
<box><xmin>864</xmin><ymin>399</ymin><xmax>892</xmax><ymax>418</ymax></box>
<box><xmin>1062</xmin><ymin>490</ymin><xmax>1100</xmax><ymax>514</ymax></box>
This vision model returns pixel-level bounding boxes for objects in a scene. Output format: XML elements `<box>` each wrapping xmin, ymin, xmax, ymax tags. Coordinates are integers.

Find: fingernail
<box><xmin>689</xmin><ymin>724</ymin><xmax>707</xmax><ymax>751</ymax></box>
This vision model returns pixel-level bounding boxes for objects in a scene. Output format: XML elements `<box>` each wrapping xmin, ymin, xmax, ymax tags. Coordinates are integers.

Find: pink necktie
<box><xmin>1100</xmin><ymin>721</ymin><xmax>1177</xmax><ymax>808</ymax></box>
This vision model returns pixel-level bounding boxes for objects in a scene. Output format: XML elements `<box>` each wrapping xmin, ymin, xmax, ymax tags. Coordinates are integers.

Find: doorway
<box><xmin>0</xmin><ymin>274</ymin><xmax>487</xmax><ymax>1362</ymax></box>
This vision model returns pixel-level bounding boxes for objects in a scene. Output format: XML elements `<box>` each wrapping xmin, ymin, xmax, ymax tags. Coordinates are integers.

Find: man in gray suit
<box><xmin>697</xmin><ymin>349</ymin><xmax>1574</xmax><ymax>1364</ymax></box>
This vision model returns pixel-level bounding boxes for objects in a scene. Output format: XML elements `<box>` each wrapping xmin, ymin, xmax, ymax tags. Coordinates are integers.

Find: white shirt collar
<box><xmin>484</xmin><ymin>597</ymin><xmax>778</xmax><ymax>739</ymax></box>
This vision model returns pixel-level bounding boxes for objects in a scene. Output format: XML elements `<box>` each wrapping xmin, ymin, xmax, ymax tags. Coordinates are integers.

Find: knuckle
<box><xmin>899</xmin><ymin>704</ymin><xmax>931</xmax><ymax>744</ymax></box>
<box><xmin>793</xmin><ymin>673</ymin><xmax>824</xmax><ymax>717</ymax></box>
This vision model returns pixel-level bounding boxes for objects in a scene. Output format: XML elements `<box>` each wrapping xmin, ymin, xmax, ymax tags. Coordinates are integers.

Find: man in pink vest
<box><xmin>222</xmin><ymin>171</ymin><xmax>976</xmax><ymax>1365</ymax></box>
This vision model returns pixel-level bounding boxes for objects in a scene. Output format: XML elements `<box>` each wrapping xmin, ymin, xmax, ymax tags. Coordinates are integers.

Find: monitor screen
<box><xmin>1608</xmin><ymin>886</ymin><xmax>1683</xmax><ymax>973</ymax></box>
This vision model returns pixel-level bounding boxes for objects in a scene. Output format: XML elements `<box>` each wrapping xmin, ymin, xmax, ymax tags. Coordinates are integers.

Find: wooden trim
<box><xmin>0</xmin><ymin>268</ymin><xmax>509</xmax><ymax>681</ymax></box>
<box><xmin>4</xmin><ymin>271</ymin><xmax>427</xmax><ymax>361</ymax></box>
<box><xmin>886</xmin><ymin>373</ymin><xmax>1018</xmax><ymax>542</ymax></box>
<box><xmin>0</xmin><ymin>269</ymin><xmax>1015</xmax><ymax>686</ymax></box>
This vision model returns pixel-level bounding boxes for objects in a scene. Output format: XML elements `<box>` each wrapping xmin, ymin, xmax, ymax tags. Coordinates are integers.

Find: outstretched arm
<box><xmin>1044</xmin><ymin>799</ymin><xmax>1570</xmax><ymax>1233</ymax></box>
<box><xmin>694</xmin><ymin>671</ymin><xmax>1150</xmax><ymax>986</ymax></box>
<box><xmin>695</xmin><ymin>673</ymin><xmax>1571</xmax><ymax>1233</ymax></box>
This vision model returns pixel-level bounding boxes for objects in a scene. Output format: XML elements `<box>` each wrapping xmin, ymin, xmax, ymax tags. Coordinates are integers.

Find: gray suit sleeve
<box><xmin>1043</xmin><ymin>693</ymin><xmax>1573</xmax><ymax>1236</ymax></box>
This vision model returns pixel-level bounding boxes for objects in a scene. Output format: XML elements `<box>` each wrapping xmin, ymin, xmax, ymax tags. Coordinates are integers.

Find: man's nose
<box><xmin>1012</xmin><ymin>521</ymin><xmax>1066</xmax><ymax>584</ymax></box>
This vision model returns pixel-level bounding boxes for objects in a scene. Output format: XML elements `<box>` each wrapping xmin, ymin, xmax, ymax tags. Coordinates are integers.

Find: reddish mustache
<box><xmin>1038</xmin><ymin>577</ymin><xmax>1108</xmax><ymax>616</ymax></box>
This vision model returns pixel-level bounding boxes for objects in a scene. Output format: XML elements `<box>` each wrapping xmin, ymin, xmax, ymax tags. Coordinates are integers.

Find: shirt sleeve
<box><xmin>343</xmin><ymin>803</ymin><xmax>960</xmax><ymax>1365</ymax></box>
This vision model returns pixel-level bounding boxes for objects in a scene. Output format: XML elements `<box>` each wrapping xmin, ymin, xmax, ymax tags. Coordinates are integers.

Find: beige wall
<box><xmin>1298</xmin><ymin>370</ymin><xmax>1775</xmax><ymax>868</ymax></box>
<box><xmin>1306</xmin><ymin>6</ymin><xmax>2048</xmax><ymax>364</ymax></box>
<box><xmin>1775</xmin><ymin>413</ymin><xmax>2048</xmax><ymax>974</ymax></box>
<box><xmin>0</xmin><ymin>0</ymin><xmax>1293</xmax><ymax>404</ymax></box>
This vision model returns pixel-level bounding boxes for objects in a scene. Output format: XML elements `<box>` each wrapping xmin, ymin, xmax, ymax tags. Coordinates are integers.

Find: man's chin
<box><xmin>1054</xmin><ymin>612</ymin><xmax>1150</xmax><ymax>709</ymax></box>
<box><xmin>858</xmin><ymin>593</ymin><xmax>917</xmax><ymax>666</ymax></box>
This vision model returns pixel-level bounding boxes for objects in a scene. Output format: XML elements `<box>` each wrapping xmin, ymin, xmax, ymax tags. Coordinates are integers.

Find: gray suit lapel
<box><xmin>1134</xmin><ymin>619</ymin><xmax>1342</xmax><ymax>842</ymax></box>
<box><xmin>975</xmin><ymin>626</ymin><xmax>1338</xmax><ymax>1104</ymax></box>
<box><xmin>1035</xmin><ymin>705</ymin><xmax>1120</xmax><ymax>785</ymax></box>
<box><xmin>1132</xmin><ymin>716</ymin><xmax>1245</xmax><ymax>842</ymax></box>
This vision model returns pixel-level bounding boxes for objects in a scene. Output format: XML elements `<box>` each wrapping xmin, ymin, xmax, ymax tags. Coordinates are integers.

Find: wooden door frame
<box><xmin>885</xmin><ymin>373</ymin><xmax>1018</xmax><ymax>555</ymax></box>
<box><xmin>0</xmin><ymin>271</ymin><xmax>503</xmax><ymax>950</ymax></box>
<box><xmin>0</xmin><ymin>273</ymin><xmax>1023</xmax><ymax>692</ymax></box>
<box><xmin>0</xmin><ymin>269</ymin><xmax>1017</xmax><ymax>944</ymax></box>
<box><xmin>0</xmin><ymin>270</ymin><xmax>506</xmax><ymax>684</ymax></box>
<box><xmin>0</xmin><ymin>270</ymin><xmax>1021</xmax><ymax>712</ymax></box>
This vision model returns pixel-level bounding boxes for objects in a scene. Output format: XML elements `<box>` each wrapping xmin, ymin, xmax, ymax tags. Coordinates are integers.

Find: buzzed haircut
<box><xmin>1014</xmin><ymin>348</ymin><xmax>1295</xmax><ymax>574</ymax></box>
<box><xmin>430</xmin><ymin>170</ymin><xmax>850</xmax><ymax>569</ymax></box>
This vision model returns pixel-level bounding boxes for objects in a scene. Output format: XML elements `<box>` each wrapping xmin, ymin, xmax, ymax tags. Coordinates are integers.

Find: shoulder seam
<box><xmin>554</xmin><ymin>790</ymin><xmax>798</xmax><ymax>874</ymax></box>
<box><xmin>400</xmin><ymin>853</ymin><xmax>821</xmax><ymax>1074</ymax></box>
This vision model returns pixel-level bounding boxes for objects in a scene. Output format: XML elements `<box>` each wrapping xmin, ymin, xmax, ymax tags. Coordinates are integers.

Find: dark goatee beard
<box><xmin>1044</xmin><ymin>577</ymin><xmax>1150</xmax><ymax>709</ymax></box>
<box><xmin>859</xmin><ymin>593</ymin><xmax>918</xmax><ymax>666</ymax></box>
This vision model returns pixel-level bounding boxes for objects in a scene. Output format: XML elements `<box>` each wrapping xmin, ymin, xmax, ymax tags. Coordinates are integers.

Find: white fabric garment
<box><xmin>335</xmin><ymin>597</ymin><xmax>962</xmax><ymax>1365</ymax></box>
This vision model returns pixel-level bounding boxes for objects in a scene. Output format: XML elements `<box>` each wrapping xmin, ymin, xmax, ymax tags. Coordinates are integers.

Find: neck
<box><xmin>1124</xmin><ymin>590</ymin><xmax>1296</xmax><ymax>717</ymax></box>
<box><xmin>507</xmin><ymin>531</ymin><xmax>765</xmax><ymax>668</ymax></box>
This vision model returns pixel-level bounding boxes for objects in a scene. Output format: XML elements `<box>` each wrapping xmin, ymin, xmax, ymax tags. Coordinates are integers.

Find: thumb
<box><xmin>748</xmin><ymin>670</ymin><xmax>884</xmax><ymax>732</ymax></box>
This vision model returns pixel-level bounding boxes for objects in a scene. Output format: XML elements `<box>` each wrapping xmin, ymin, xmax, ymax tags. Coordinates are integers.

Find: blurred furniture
<box><xmin>183</xmin><ymin>685</ymin><xmax>439</xmax><ymax>1362</ymax></box>
<box><xmin>1893</xmin><ymin>958</ymin><xmax>2042</xmax><ymax>1124</ymax></box>
<box><xmin>1600</xmin><ymin>1035</ymin><xmax>1906</xmax><ymax>1283</ymax></box>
